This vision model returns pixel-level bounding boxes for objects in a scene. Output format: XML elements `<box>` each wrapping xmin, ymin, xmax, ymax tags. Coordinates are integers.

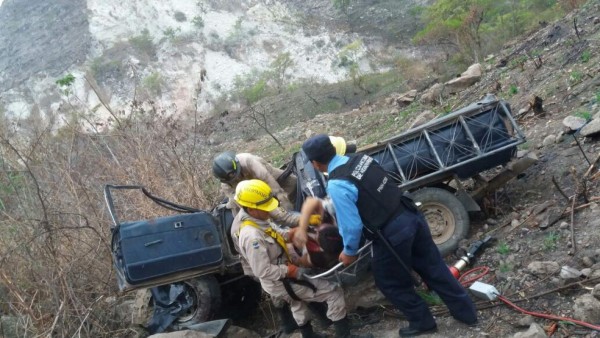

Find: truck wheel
<box><xmin>411</xmin><ymin>187</ymin><xmax>469</xmax><ymax>256</ymax></box>
<box><xmin>173</xmin><ymin>276</ymin><xmax>222</xmax><ymax>327</ymax></box>
<box><xmin>134</xmin><ymin>276</ymin><xmax>222</xmax><ymax>329</ymax></box>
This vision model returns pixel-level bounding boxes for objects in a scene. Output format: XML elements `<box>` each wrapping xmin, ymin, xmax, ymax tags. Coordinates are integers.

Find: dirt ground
<box><xmin>215</xmin><ymin>3</ymin><xmax>600</xmax><ymax>338</ymax></box>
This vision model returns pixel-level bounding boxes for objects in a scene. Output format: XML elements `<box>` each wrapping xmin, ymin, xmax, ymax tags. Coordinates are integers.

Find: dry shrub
<box><xmin>395</xmin><ymin>56</ymin><xmax>435</xmax><ymax>90</ymax></box>
<box><xmin>0</xmin><ymin>99</ymin><xmax>219</xmax><ymax>336</ymax></box>
<box><xmin>560</xmin><ymin>0</ymin><xmax>586</xmax><ymax>11</ymax></box>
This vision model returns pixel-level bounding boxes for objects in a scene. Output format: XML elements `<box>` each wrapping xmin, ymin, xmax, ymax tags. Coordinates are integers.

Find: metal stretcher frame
<box><xmin>306</xmin><ymin>241</ymin><xmax>373</xmax><ymax>283</ymax></box>
<box><xmin>360</xmin><ymin>95</ymin><xmax>526</xmax><ymax>191</ymax></box>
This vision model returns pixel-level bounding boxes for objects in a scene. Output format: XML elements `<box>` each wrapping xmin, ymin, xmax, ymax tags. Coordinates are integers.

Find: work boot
<box><xmin>333</xmin><ymin>316</ymin><xmax>373</xmax><ymax>338</ymax></box>
<box><xmin>298</xmin><ymin>321</ymin><xmax>327</xmax><ymax>338</ymax></box>
<box><xmin>276</xmin><ymin>303</ymin><xmax>299</xmax><ymax>334</ymax></box>
<box><xmin>308</xmin><ymin>301</ymin><xmax>333</xmax><ymax>329</ymax></box>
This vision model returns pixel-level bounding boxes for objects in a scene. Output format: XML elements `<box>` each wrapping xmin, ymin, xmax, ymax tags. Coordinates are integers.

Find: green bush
<box><xmin>497</xmin><ymin>242</ymin><xmax>510</xmax><ymax>255</ymax></box>
<box><xmin>543</xmin><ymin>231</ymin><xmax>559</xmax><ymax>251</ymax></box>
<box><xmin>163</xmin><ymin>27</ymin><xmax>181</xmax><ymax>40</ymax></box>
<box><xmin>129</xmin><ymin>29</ymin><xmax>156</xmax><ymax>58</ymax></box>
<box><xmin>174</xmin><ymin>11</ymin><xmax>187</xmax><ymax>22</ymax></box>
<box><xmin>569</xmin><ymin>70</ymin><xmax>583</xmax><ymax>84</ymax></box>
<box><xmin>143</xmin><ymin>72</ymin><xmax>164</xmax><ymax>96</ymax></box>
<box><xmin>581</xmin><ymin>50</ymin><xmax>591</xmax><ymax>63</ymax></box>
<box><xmin>574</xmin><ymin>111</ymin><xmax>591</xmax><ymax>120</ymax></box>
<box><xmin>192</xmin><ymin>16</ymin><xmax>204</xmax><ymax>29</ymax></box>
<box><xmin>90</xmin><ymin>57</ymin><xmax>124</xmax><ymax>82</ymax></box>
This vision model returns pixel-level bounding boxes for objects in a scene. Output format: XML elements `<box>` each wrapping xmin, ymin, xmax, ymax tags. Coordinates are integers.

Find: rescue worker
<box><xmin>212</xmin><ymin>151</ymin><xmax>297</xmax><ymax>212</ymax></box>
<box><xmin>233</xmin><ymin>179</ymin><xmax>371</xmax><ymax>338</ymax></box>
<box><xmin>212</xmin><ymin>149</ymin><xmax>346</xmax><ymax>335</ymax></box>
<box><xmin>298</xmin><ymin>134</ymin><xmax>478</xmax><ymax>337</ymax></box>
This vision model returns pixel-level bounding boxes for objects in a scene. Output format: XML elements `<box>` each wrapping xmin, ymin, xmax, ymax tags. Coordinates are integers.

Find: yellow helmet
<box><xmin>329</xmin><ymin>136</ymin><xmax>347</xmax><ymax>155</ymax></box>
<box><xmin>234</xmin><ymin>179</ymin><xmax>279</xmax><ymax>212</ymax></box>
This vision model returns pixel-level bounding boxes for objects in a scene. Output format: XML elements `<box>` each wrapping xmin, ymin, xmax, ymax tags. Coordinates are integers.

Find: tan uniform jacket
<box><xmin>235</xmin><ymin>209</ymin><xmax>347</xmax><ymax>325</ymax></box>
<box><xmin>221</xmin><ymin>153</ymin><xmax>297</xmax><ymax>211</ymax></box>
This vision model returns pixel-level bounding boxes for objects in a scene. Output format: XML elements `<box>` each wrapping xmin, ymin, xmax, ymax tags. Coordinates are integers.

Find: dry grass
<box><xmin>0</xmin><ymin>100</ymin><xmax>220</xmax><ymax>336</ymax></box>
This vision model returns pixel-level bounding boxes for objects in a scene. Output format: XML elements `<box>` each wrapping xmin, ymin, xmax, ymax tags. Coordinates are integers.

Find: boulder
<box><xmin>580</xmin><ymin>119</ymin><xmax>600</xmax><ymax>137</ymax></box>
<box><xmin>527</xmin><ymin>261</ymin><xmax>560</xmax><ymax>275</ymax></box>
<box><xmin>444</xmin><ymin>63</ymin><xmax>483</xmax><ymax>94</ymax></box>
<box><xmin>391</xmin><ymin>90</ymin><xmax>417</xmax><ymax>107</ymax></box>
<box><xmin>512</xmin><ymin>322</ymin><xmax>548</xmax><ymax>338</ymax></box>
<box><xmin>420</xmin><ymin>83</ymin><xmax>444</xmax><ymax>105</ymax></box>
<box><xmin>408</xmin><ymin>110</ymin><xmax>436</xmax><ymax>129</ymax></box>
<box><xmin>562</xmin><ymin>116</ymin><xmax>586</xmax><ymax>131</ymax></box>
<box><xmin>573</xmin><ymin>294</ymin><xmax>600</xmax><ymax>323</ymax></box>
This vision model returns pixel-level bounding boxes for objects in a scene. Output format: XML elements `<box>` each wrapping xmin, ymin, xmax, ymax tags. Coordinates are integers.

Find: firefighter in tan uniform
<box><xmin>233</xmin><ymin>179</ymin><xmax>371</xmax><ymax>338</ymax></box>
<box><xmin>212</xmin><ymin>151</ymin><xmax>313</xmax><ymax>334</ymax></box>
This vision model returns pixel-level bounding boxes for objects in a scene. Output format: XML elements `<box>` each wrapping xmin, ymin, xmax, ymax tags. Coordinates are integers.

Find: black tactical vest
<box><xmin>329</xmin><ymin>154</ymin><xmax>404</xmax><ymax>230</ymax></box>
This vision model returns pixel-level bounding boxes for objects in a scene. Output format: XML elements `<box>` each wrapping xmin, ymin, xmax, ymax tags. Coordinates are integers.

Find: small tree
<box><xmin>270</xmin><ymin>52</ymin><xmax>294</xmax><ymax>93</ymax></box>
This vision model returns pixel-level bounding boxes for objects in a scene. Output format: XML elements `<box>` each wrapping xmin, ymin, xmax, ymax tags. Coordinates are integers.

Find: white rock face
<box><xmin>2</xmin><ymin>0</ymin><xmax>418</xmax><ymax>127</ymax></box>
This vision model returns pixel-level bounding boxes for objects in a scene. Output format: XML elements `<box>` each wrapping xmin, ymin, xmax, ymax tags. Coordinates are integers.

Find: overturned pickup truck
<box><xmin>105</xmin><ymin>94</ymin><xmax>536</xmax><ymax>330</ymax></box>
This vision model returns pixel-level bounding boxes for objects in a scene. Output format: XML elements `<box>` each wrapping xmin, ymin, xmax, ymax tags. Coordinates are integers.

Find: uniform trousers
<box><xmin>371</xmin><ymin>209</ymin><xmax>477</xmax><ymax>330</ymax></box>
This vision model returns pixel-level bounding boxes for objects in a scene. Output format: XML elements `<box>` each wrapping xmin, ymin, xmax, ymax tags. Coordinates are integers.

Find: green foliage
<box><xmin>509</xmin><ymin>55</ymin><xmax>528</xmax><ymax>70</ymax></box>
<box><xmin>415</xmin><ymin>0</ymin><xmax>560</xmax><ymax>69</ymax></box>
<box><xmin>223</xmin><ymin>18</ymin><xmax>246</xmax><ymax>58</ymax></box>
<box><xmin>569</xmin><ymin>70</ymin><xmax>583</xmax><ymax>84</ymax></box>
<box><xmin>499</xmin><ymin>263</ymin><xmax>513</xmax><ymax>273</ymax></box>
<box><xmin>333</xmin><ymin>0</ymin><xmax>352</xmax><ymax>13</ymax></box>
<box><xmin>580</xmin><ymin>50</ymin><xmax>591</xmax><ymax>63</ymax></box>
<box><xmin>270</xmin><ymin>52</ymin><xmax>294</xmax><ymax>91</ymax></box>
<box><xmin>574</xmin><ymin>111</ymin><xmax>591</xmax><ymax>120</ymax></box>
<box><xmin>518</xmin><ymin>142</ymin><xmax>530</xmax><ymax>150</ymax></box>
<box><xmin>417</xmin><ymin>290</ymin><xmax>443</xmax><ymax>305</ymax></box>
<box><xmin>496</xmin><ymin>242</ymin><xmax>510</xmax><ymax>255</ymax></box>
<box><xmin>129</xmin><ymin>29</ymin><xmax>156</xmax><ymax>57</ymax></box>
<box><xmin>508</xmin><ymin>84</ymin><xmax>518</xmax><ymax>96</ymax></box>
<box><xmin>90</xmin><ymin>57</ymin><xmax>124</xmax><ymax>82</ymax></box>
<box><xmin>56</xmin><ymin>73</ymin><xmax>76</xmax><ymax>95</ymax></box>
<box><xmin>543</xmin><ymin>231</ymin><xmax>559</xmax><ymax>251</ymax></box>
<box><xmin>336</xmin><ymin>40</ymin><xmax>369</xmax><ymax>92</ymax></box>
<box><xmin>242</xmin><ymin>78</ymin><xmax>268</xmax><ymax>105</ymax></box>
<box><xmin>56</xmin><ymin>73</ymin><xmax>75</xmax><ymax>88</ymax></box>
<box><xmin>163</xmin><ymin>27</ymin><xmax>181</xmax><ymax>40</ymax></box>
<box><xmin>596</xmin><ymin>91</ymin><xmax>600</xmax><ymax>103</ymax></box>
<box><xmin>174</xmin><ymin>11</ymin><xmax>187</xmax><ymax>22</ymax></box>
<box><xmin>192</xmin><ymin>16</ymin><xmax>204</xmax><ymax>29</ymax></box>
<box><xmin>142</xmin><ymin>72</ymin><xmax>164</xmax><ymax>96</ymax></box>
<box><xmin>0</xmin><ymin>171</ymin><xmax>25</xmax><ymax>211</ymax></box>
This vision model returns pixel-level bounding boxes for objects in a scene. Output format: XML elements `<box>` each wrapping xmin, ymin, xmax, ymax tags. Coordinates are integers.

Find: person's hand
<box><xmin>286</xmin><ymin>264</ymin><xmax>309</xmax><ymax>280</ymax></box>
<box><xmin>291</xmin><ymin>227</ymin><xmax>308</xmax><ymax>249</ymax></box>
<box><xmin>339</xmin><ymin>252</ymin><xmax>358</xmax><ymax>267</ymax></box>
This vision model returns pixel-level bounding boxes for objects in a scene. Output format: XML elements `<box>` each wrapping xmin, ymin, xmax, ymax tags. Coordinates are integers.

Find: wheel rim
<box><xmin>176</xmin><ymin>281</ymin><xmax>200</xmax><ymax>323</ymax></box>
<box><xmin>421</xmin><ymin>202</ymin><xmax>456</xmax><ymax>244</ymax></box>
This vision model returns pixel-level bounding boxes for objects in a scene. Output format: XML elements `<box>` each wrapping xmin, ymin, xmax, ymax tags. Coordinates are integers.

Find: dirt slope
<box><xmin>224</xmin><ymin>3</ymin><xmax>600</xmax><ymax>338</ymax></box>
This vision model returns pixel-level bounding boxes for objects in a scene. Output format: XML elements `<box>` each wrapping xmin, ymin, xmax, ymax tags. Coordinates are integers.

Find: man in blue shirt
<box><xmin>298</xmin><ymin>134</ymin><xmax>478</xmax><ymax>337</ymax></box>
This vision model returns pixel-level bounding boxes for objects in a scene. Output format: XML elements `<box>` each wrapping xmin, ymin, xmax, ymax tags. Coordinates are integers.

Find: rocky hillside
<box><xmin>205</xmin><ymin>2</ymin><xmax>600</xmax><ymax>338</ymax></box>
<box><xmin>1</xmin><ymin>1</ymin><xmax>600</xmax><ymax>338</ymax></box>
<box><xmin>0</xmin><ymin>0</ymin><xmax>430</xmax><ymax>126</ymax></box>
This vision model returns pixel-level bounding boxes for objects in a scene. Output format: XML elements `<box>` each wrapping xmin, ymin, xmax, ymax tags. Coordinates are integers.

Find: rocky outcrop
<box><xmin>444</xmin><ymin>63</ymin><xmax>483</xmax><ymax>94</ymax></box>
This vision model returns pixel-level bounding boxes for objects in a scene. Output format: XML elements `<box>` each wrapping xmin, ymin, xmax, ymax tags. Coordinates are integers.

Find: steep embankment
<box><xmin>0</xmin><ymin>0</ymin><xmax>428</xmax><ymax>125</ymax></box>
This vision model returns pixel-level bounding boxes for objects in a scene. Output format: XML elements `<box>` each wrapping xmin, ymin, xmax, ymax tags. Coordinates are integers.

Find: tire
<box><xmin>411</xmin><ymin>187</ymin><xmax>470</xmax><ymax>256</ymax></box>
<box><xmin>134</xmin><ymin>275</ymin><xmax>222</xmax><ymax>330</ymax></box>
<box><xmin>172</xmin><ymin>275</ymin><xmax>222</xmax><ymax>328</ymax></box>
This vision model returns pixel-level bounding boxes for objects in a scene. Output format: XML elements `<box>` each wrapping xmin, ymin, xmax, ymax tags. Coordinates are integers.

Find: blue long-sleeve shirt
<box><xmin>326</xmin><ymin>155</ymin><xmax>364</xmax><ymax>256</ymax></box>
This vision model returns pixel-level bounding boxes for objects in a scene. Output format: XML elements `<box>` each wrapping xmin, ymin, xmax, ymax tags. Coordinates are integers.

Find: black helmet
<box><xmin>212</xmin><ymin>151</ymin><xmax>241</xmax><ymax>182</ymax></box>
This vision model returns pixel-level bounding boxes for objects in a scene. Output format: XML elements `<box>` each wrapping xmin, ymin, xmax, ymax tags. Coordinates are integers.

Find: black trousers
<box><xmin>371</xmin><ymin>209</ymin><xmax>477</xmax><ymax>330</ymax></box>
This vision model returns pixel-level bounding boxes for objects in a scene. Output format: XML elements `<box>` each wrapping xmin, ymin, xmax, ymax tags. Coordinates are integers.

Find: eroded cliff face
<box><xmin>0</xmin><ymin>0</ymin><xmax>426</xmax><ymax>127</ymax></box>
